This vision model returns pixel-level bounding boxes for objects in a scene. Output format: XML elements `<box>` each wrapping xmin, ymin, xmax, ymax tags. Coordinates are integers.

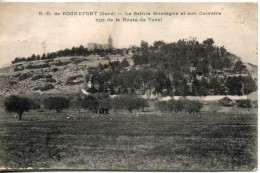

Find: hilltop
<box><xmin>0</xmin><ymin>38</ymin><xmax>257</xmax><ymax>98</ymax></box>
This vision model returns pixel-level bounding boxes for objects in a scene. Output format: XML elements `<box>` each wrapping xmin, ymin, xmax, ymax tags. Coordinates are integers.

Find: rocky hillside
<box><xmin>0</xmin><ymin>55</ymin><xmax>132</xmax><ymax>96</ymax></box>
<box><xmin>0</xmin><ymin>38</ymin><xmax>257</xmax><ymax>97</ymax></box>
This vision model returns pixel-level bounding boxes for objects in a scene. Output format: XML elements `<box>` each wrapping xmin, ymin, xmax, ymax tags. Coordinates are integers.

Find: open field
<box><xmin>0</xmin><ymin>109</ymin><xmax>257</xmax><ymax>171</ymax></box>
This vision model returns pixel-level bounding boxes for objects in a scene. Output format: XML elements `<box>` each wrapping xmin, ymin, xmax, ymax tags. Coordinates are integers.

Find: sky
<box><xmin>0</xmin><ymin>2</ymin><xmax>258</xmax><ymax>66</ymax></box>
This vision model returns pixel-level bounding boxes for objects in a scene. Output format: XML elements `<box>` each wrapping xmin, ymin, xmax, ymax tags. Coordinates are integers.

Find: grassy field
<box><xmin>0</xmin><ymin>109</ymin><xmax>257</xmax><ymax>171</ymax></box>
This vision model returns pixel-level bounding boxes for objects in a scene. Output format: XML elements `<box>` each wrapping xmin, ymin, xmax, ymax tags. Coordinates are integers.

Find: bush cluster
<box><xmin>54</xmin><ymin>61</ymin><xmax>71</xmax><ymax>66</ymax></box>
<box><xmin>18</xmin><ymin>73</ymin><xmax>32</xmax><ymax>81</ymax></box>
<box><xmin>236</xmin><ymin>99</ymin><xmax>252</xmax><ymax>108</ymax></box>
<box><xmin>14</xmin><ymin>66</ymin><xmax>24</xmax><ymax>71</ymax></box>
<box><xmin>46</xmin><ymin>78</ymin><xmax>56</xmax><ymax>83</ymax></box>
<box><xmin>27</xmin><ymin>63</ymin><xmax>50</xmax><ymax>69</ymax></box>
<box><xmin>44</xmin><ymin>97</ymin><xmax>70</xmax><ymax>112</ymax></box>
<box><xmin>219</xmin><ymin>97</ymin><xmax>235</xmax><ymax>107</ymax></box>
<box><xmin>33</xmin><ymin>84</ymin><xmax>55</xmax><ymax>91</ymax></box>
<box><xmin>66</xmin><ymin>75</ymin><xmax>84</xmax><ymax>85</ymax></box>
<box><xmin>12</xmin><ymin>73</ymin><xmax>21</xmax><ymax>77</ymax></box>
<box><xmin>41</xmin><ymin>84</ymin><xmax>55</xmax><ymax>91</ymax></box>
<box><xmin>71</xmin><ymin>58</ymin><xmax>86</xmax><ymax>64</ymax></box>
<box><xmin>81</xmin><ymin>93</ymin><xmax>111</xmax><ymax>114</ymax></box>
<box><xmin>112</xmin><ymin>95</ymin><xmax>149</xmax><ymax>112</ymax></box>
<box><xmin>31</xmin><ymin>75</ymin><xmax>43</xmax><ymax>81</ymax></box>
<box><xmin>45</xmin><ymin>74</ymin><xmax>52</xmax><ymax>78</ymax></box>
<box><xmin>155</xmin><ymin>99</ymin><xmax>203</xmax><ymax>114</ymax></box>
<box><xmin>51</xmin><ymin>68</ymin><xmax>59</xmax><ymax>72</ymax></box>
<box><xmin>80</xmin><ymin>94</ymin><xmax>149</xmax><ymax>113</ymax></box>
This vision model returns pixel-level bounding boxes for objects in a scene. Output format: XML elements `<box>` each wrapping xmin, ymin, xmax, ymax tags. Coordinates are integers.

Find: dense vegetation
<box><xmin>44</xmin><ymin>97</ymin><xmax>70</xmax><ymax>112</ymax></box>
<box><xmin>155</xmin><ymin>99</ymin><xmax>203</xmax><ymax>114</ymax></box>
<box><xmin>83</xmin><ymin>39</ymin><xmax>256</xmax><ymax>96</ymax></box>
<box><xmin>4</xmin><ymin>95</ymin><xmax>31</xmax><ymax>120</ymax></box>
<box><xmin>11</xmin><ymin>46</ymin><xmax>127</xmax><ymax>64</ymax></box>
<box><xmin>10</xmin><ymin>38</ymin><xmax>257</xmax><ymax>97</ymax></box>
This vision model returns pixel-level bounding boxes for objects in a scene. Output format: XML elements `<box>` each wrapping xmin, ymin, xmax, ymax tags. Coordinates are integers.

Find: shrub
<box><xmin>81</xmin><ymin>95</ymin><xmax>99</xmax><ymax>113</ymax></box>
<box><xmin>112</xmin><ymin>95</ymin><xmax>148</xmax><ymax>113</ymax></box>
<box><xmin>19</xmin><ymin>73</ymin><xmax>31</xmax><ymax>81</ymax></box>
<box><xmin>26</xmin><ymin>63</ymin><xmax>50</xmax><ymax>69</ymax></box>
<box><xmin>168</xmin><ymin>99</ymin><xmax>185</xmax><ymax>112</ymax></box>
<box><xmin>51</xmin><ymin>68</ymin><xmax>59</xmax><ymax>72</ymax></box>
<box><xmin>121</xmin><ymin>96</ymin><xmax>137</xmax><ymax>113</ymax></box>
<box><xmin>81</xmin><ymin>93</ymin><xmax>112</xmax><ymax>114</ymax></box>
<box><xmin>45</xmin><ymin>97</ymin><xmax>70</xmax><ymax>112</ymax></box>
<box><xmin>208</xmin><ymin>101</ymin><xmax>222</xmax><ymax>113</ymax></box>
<box><xmin>40</xmin><ymin>84</ymin><xmax>55</xmax><ymax>91</ymax></box>
<box><xmin>155</xmin><ymin>99</ymin><xmax>203</xmax><ymax>114</ymax></box>
<box><xmin>175</xmin><ymin>100</ymin><xmax>185</xmax><ymax>112</ymax></box>
<box><xmin>71</xmin><ymin>58</ymin><xmax>86</xmax><ymax>64</ymax></box>
<box><xmin>45</xmin><ymin>74</ymin><xmax>52</xmax><ymax>78</ymax></box>
<box><xmin>4</xmin><ymin>95</ymin><xmax>31</xmax><ymax>120</ymax></box>
<box><xmin>31</xmin><ymin>74</ymin><xmax>43</xmax><ymax>81</ymax></box>
<box><xmin>155</xmin><ymin>101</ymin><xmax>168</xmax><ymax>113</ymax></box>
<box><xmin>87</xmin><ymin>87</ymin><xmax>97</xmax><ymax>94</ymax></box>
<box><xmin>219</xmin><ymin>97</ymin><xmax>235</xmax><ymax>107</ymax></box>
<box><xmin>252</xmin><ymin>100</ymin><xmax>258</xmax><ymax>108</ymax></box>
<box><xmin>98</xmin><ymin>100</ymin><xmax>111</xmax><ymax>114</ymax></box>
<box><xmin>46</xmin><ymin>78</ymin><xmax>56</xmax><ymax>83</ymax></box>
<box><xmin>112</xmin><ymin>96</ymin><xmax>127</xmax><ymax>111</ymax></box>
<box><xmin>14</xmin><ymin>66</ymin><xmax>24</xmax><ymax>71</ymax></box>
<box><xmin>236</xmin><ymin>99</ymin><xmax>252</xmax><ymax>108</ymax></box>
<box><xmin>33</xmin><ymin>87</ymin><xmax>42</xmax><ymax>91</ymax></box>
<box><xmin>66</xmin><ymin>75</ymin><xmax>84</xmax><ymax>85</ymax></box>
<box><xmin>183</xmin><ymin>100</ymin><xmax>203</xmax><ymax>114</ymax></box>
<box><xmin>13</xmin><ymin>73</ymin><xmax>21</xmax><ymax>77</ymax></box>
<box><xmin>9</xmin><ymin>81</ymin><xmax>18</xmax><ymax>86</ymax></box>
<box><xmin>66</xmin><ymin>80</ymin><xmax>84</xmax><ymax>85</ymax></box>
<box><xmin>30</xmin><ymin>99</ymin><xmax>41</xmax><ymax>110</ymax></box>
<box><xmin>54</xmin><ymin>61</ymin><xmax>71</xmax><ymax>66</ymax></box>
<box><xmin>135</xmin><ymin>97</ymin><xmax>149</xmax><ymax>111</ymax></box>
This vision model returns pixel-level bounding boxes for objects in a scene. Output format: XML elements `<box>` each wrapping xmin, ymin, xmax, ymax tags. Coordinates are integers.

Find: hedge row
<box><xmin>155</xmin><ymin>99</ymin><xmax>203</xmax><ymax>114</ymax></box>
<box><xmin>219</xmin><ymin>97</ymin><xmax>252</xmax><ymax>108</ymax></box>
<box><xmin>80</xmin><ymin>94</ymin><xmax>149</xmax><ymax>114</ymax></box>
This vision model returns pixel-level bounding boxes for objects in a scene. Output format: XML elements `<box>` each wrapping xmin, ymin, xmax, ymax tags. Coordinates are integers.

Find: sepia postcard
<box><xmin>0</xmin><ymin>2</ymin><xmax>258</xmax><ymax>171</ymax></box>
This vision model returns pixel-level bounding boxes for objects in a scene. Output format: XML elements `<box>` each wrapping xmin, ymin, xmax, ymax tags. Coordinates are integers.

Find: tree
<box><xmin>31</xmin><ymin>54</ymin><xmax>36</xmax><ymax>61</ymax></box>
<box><xmin>183</xmin><ymin>100</ymin><xmax>203</xmax><ymax>114</ymax></box>
<box><xmin>81</xmin><ymin>95</ymin><xmax>99</xmax><ymax>113</ymax></box>
<box><xmin>242</xmin><ymin>76</ymin><xmax>257</xmax><ymax>95</ymax></box>
<box><xmin>225</xmin><ymin>76</ymin><xmax>243</xmax><ymax>95</ymax></box>
<box><xmin>236</xmin><ymin>99</ymin><xmax>252</xmax><ymax>108</ymax></box>
<box><xmin>175</xmin><ymin>100</ymin><xmax>184</xmax><ymax>112</ymax></box>
<box><xmin>208</xmin><ymin>101</ymin><xmax>222</xmax><ymax>113</ymax></box>
<box><xmin>153</xmin><ymin>70</ymin><xmax>168</xmax><ymax>94</ymax></box>
<box><xmin>41</xmin><ymin>53</ymin><xmax>46</xmax><ymax>60</ymax></box>
<box><xmin>45</xmin><ymin>97</ymin><xmax>70</xmax><ymax>113</ymax></box>
<box><xmin>95</xmin><ymin>93</ymin><xmax>111</xmax><ymax>114</ymax></box>
<box><xmin>191</xmin><ymin>78</ymin><xmax>201</xmax><ymax>96</ymax></box>
<box><xmin>135</xmin><ymin>97</ymin><xmax>149</xmax><ymax>111</ymax></box>
<box><xmin>203</xmin><ymin>38</ymin><xmax>214</xmax><ymax>53</ymax></box>
<box><xmin>112</xmin><ymin>95</ymin><xmax>147</xmax><ymax>113</ymax></box>
<box><xmin>219</xmin><ymin>97</ymin><xmax>235</xmax><ymax>107</ymax></box>
<box><xmin>155</xmin><ymin>101</ymin><xmax>168</xmax><ymax>113</ymax></box>
<box><xmin>153</xmin><ymin>41</ymin><xmax>166</xmax><ymax>50</ymax></box>
<box><xmin>81</xmin><ymin>93</ymin><xmax>111</xmax><ymax>114</ymax></box>
<box><xmin>209</xmin><ymin>77</ymin><xmax>221</xmax><ymax>95</ymax></box>
<box><xmin>4</xmin><ymin>95</ymin><xmax>31</xmax><ymax>120</ymax></box>
<box><xmin>233</xmin><ymin>60</ymin><xmax>246</xmax><ymax>73</ymax></box>
<box><xmin>112</xmin><ymin>96</ymin><xmax>127</xmax><ymax>112</ymax></box>
<box><xmin>119</xmin><ymin>58</ymin><xmax>130</xmax><ymax>68</ymax></box>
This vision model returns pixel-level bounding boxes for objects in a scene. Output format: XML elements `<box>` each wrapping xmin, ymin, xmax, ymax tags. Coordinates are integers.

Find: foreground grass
<box><xmin>0</xmin><ymin>110</ymin><xmax>257</xmax><ymax>171</ymax></box>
